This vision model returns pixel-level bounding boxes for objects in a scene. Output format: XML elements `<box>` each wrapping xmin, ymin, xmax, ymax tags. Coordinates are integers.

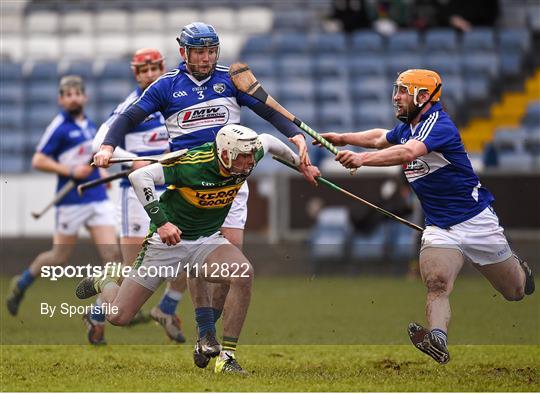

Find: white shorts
<box><xmin>420</xmin><ymin>206</ymin><xmax>513</xmax><ymax>266</ymax></box>
<box><xmin>222</xmin><ymin>181</ymin><xmax>249</xmax><ymax>229</ymax></box>
<box><xmin>117</xmin><ymin>187</ymin><xmax>165</xmax><ymax>238</ymax></box>
<box><xmin>55</xmin><ymin>200</ymin><xmax>116</xmax><ymax>236</ymax></box>
<box><xmin>129</xmin><ymin>231</ymin><xmax>230</xmax><ymax>292</ymax></box>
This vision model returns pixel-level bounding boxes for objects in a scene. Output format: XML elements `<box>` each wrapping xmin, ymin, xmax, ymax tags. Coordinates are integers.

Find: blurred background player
<box><xmin>316</xmin><ymin>69</ymin><xmax>535</xmax><ymax>364</ymax></box>
<box><xmin>6</xmin><ymin>76</ymin><xmax>120</xmax><ymax>326</ymax></box>
<box><xmin>91</xmin><ymin>48</ymin><xmax>187</xmax><ymax>345</ymax></box>
<box><xmin>92</xmin><ymin>22</ymin><xmax>318</xmax><ymax>363</ymax></box>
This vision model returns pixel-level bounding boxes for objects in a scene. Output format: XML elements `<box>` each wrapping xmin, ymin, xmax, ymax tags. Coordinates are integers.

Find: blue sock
<box><xmin>159</xmin><ymin>290</ymin><xmax>181</xmax><ymax>315</ymax></box>
<box><xmin>90</xmin><ymin>297</ymin><xmax>106</xmax><ymax>323</ymax></box>
<box><xmin>17</xmin><ymin>269</ymin><xmax>35</xmax><ymax>292</ymax></box>
<box><xmin>195</xmin><ymin>307</ymin><xmax>215</xmax><ymax>337</ymax></box>
<box><xmin>213</xmin><ymin>308</ymin><xmax>222</xmax><ymax>323</ymax></box>
<box><xmin>431</xmin><ymin>329</ymin><xmax>448</xmax><ymax>345</ymax></box>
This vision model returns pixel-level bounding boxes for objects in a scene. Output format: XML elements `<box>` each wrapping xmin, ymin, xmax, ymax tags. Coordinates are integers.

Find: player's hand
<box><xmin>335</xmin><ymin>150</ymin><xmax>364</xmax><ymax>169</ymax></box>
<box><xmin>289</xmin><ymin>134</ymin><xmax>311</xmax><ymax>166</ymax></box>
<box><xmin>71</xmin><ymin>164</ymin><xmax>94</xmax><ymax>180</ymax></box>
<box><xmin>313</xmin><ymin>133</ymin><xmax>346</xmax><ymax>147</ymax></box>
<box><xmin>299</xmin><ymin>163</ymin><xmax>320</xmax><ymax>186</ymax></box>
<box><xmin>93</xmin><ymin>145</ymin><xmax>114</xmax><ymax>168</ymax></box>
<box><xmin>157</xmin><ymin>222</ymin><xmax>182</xmax><ymax>246</ymax></box>
<box><xmin>131</xmin><ymin>160</ymin><xmax>152</xmax><ymax>170</ymax></box>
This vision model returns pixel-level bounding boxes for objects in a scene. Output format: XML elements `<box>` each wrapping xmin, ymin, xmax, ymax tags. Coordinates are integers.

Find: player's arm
<box><xmin>31</xmin><ymin>152</ymin><xmax>92</xmax><ymax>180</ymax></box>
<box><xmin>336</xmin><ymin>139</ymin><xmax>428</xmax><ymax>169</ymax></box>
<box><xmin>128</xmin><ymin>164</ymin><xmax>181</xmax><ymax>246</ymax></box>
<box><xmin>243</xmin><ymin>98</ymin><xmax>311</xmax><ymax>165</ymax></box>
<box><xmin>259</xmin><ymin>133</ymin><xmax>320</xmax><ymax>186</ymax></box>
<box><xmin>93</xmin><ymin>122</ymin><xmax>137</xmax><ymax>159</ymax></box>
<box><xmin>314</xmin><ymin>128</ymin><xmax>393</xmax><ymax>149</ymax></box>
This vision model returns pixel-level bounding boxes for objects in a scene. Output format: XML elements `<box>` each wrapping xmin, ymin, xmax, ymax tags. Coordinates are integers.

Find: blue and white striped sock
<box><xmin>431</xmin><ymin>329</ymin><xmax>448</xmax><ymax>346</ymax></box>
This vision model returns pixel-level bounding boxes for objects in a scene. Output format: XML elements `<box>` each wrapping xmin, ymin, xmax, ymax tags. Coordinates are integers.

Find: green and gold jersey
<box><xmin>150</xmin><ymin>142</ymin><xmax>264</xmax><ymax>240</ymax></box>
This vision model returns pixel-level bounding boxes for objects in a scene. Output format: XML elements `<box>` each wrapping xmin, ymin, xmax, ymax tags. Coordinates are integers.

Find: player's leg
<box><xmin>408</xmin><ymin>246</ymin><xmax>464</xmax><ymax>364</ymax></box>
<box><xmin>201</xmin><ymin>242</ymin><xmax>253</xmax><ymax>375</ymax></box>
<box><xmin>463</xmin><ymin>207</ymin><xmax>534</xmax><ymax>298</ymax></box>
<box><xmin>6</xmin><ymin>206</ymin><xmax>80</xmax><ymax>316</ymax></box>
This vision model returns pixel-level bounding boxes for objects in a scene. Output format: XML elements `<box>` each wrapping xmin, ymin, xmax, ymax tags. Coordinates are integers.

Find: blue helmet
<box><xmin>176</xmin><ymin>22</ymin><xmax>220</xmax><ymax>80</ymax></box>
<box><xmin>176</xmin><ymin>22</ymin><xmax>220</xmax><ymax>48</ymax></box>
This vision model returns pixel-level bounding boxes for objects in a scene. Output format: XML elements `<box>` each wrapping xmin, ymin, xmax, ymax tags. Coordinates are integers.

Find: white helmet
<box><xmin>216</xmin><ymin>124</ymin><xmax>261</xmax><ymax>173</ymax></box>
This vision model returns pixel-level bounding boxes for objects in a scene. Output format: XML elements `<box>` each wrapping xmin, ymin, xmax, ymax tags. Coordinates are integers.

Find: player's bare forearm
<box><xmin>361</xmin><ymin>145</ymin><xmax>416</xmax><ymax>166</ymax></box>
<box><xmin>342</xmin><ymin>129</ymin><xmax>392</xmax><ymax>149</ymax></box>
<box><xmin>31</xmin><ymin>152</ymin><xmax>70</xmax><ymax>177</ymax></box>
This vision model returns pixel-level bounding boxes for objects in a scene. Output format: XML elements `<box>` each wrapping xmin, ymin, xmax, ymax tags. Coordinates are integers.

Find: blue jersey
<box><xmin>36</xmin><ymin>111</ymin><xmax>107</xmax><ymax>206</ymax></box>
<box><xmin>386</xmin><ymin>103</ymin><xmax>494</xmax><ymax>228</ymax></box>
<box><xmin>133</xmin><ymin>62</ymin><xmax>260</xmax><ymax>152</ymax></box>
<box><xmin>104</xmin><ymin>87</ymin><xmax>169</xmax><ymax>188</ymax></box>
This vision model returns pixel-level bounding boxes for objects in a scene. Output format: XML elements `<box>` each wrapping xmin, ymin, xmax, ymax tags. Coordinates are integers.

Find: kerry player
<box><xmin>77</xmin><ymin>124</ymin><xmax>320</xmax><ymax>374</ymax></box>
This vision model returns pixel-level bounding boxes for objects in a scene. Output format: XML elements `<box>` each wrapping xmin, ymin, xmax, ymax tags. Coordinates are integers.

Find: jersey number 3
<box><xmin>197</xmin><ymin>91</ymin><xmax>204</xmax><ymax>100</ymax></box>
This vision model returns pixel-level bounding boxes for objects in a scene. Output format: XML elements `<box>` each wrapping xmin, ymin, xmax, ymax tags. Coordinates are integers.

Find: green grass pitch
<box><xmin>1</xmin><ymin>276</ymin><xmax>538</xmax><ymax>391</ymax></box>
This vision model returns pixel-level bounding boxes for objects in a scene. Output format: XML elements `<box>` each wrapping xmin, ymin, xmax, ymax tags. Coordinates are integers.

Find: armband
<box><xmin>144</xmin><ymin>200</ymin><xmax>168</xmax><ymax>227</ymax></box>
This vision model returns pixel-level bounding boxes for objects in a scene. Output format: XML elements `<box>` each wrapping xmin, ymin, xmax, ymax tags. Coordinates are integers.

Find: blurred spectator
<box><xmin>328</xmin><ymin>0</ymin><xmax>372</xmax><ymax>32</ymax></box>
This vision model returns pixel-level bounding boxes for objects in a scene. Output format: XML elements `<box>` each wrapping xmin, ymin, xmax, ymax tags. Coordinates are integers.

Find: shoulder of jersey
<box><xmin>163</xmin><ymin>143</ymin><xmax>216</xmax><ymax>167</ymax></box>
<box><xmin>215</xmin><ymin>64</ymin><xmax>230</xmax><ymax>74</ymax></box>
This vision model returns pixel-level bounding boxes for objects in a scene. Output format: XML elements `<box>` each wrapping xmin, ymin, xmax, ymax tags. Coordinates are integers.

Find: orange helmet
<box><xmin>394</xmin><ymin>69</ymin><xmax>442</xmax><ymax>106</ymax></box>
<box><xmin>131</xmin><ymin>48</ymin><xmax>164</xmax><ymax>74</ymax></box>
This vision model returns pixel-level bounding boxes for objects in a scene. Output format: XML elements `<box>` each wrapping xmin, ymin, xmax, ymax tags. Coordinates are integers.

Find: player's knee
<box><xmin>425</xmin><ymin>275</ymin><xmax>451</xmax><ymax>295</ymax></box>
<box><xmin>231</xmin><ymin>262</ymin><xmax>253</xmax><ymax>287</ymax></box>
<box><xmin>502</xmin><ymin>286</ymin><xmax>525</xmax><ymax>302</ymax></box>
<box><xmin>107</xmin><ymin>309</ymin><xmax>131</xmax><ymax>326</ymax></box>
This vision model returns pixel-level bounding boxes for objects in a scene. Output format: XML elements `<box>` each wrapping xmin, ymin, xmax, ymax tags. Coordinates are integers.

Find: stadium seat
<box><xmin>203</xmin><ymin>7</ymin><xmax>235</xmax><ymax>32</ymax></box>
<box><xmin>310</xmin><ymin>207</ymin><xmax>353</xmax><ymax>264</ymax></box>
<box><xmin>348</xmin><ymin>55</ymin><xmax>386</xmax><ymax>78</ymax></box>
<box><xmin>351</xmin><ymin>30</ymin><xmax>384</xmax><ymax>53</ymax></box>
<box><xmin>98</xmin><ymin>59</ymin><xmax>131</xmax><ymax>80</ymax></box>
<box><xmin>0</xmin><ymin>34</ymin><xmax>23</xmax><ymax>61</ymax></box>
<box><xmin>312</xmin><ymin>32</ymin><xmax>347</xmax><ymax>53</ymax></box>
<box><xmin>26</xmin><ymin>80</ymin><xmax>59</xmax><ymax>104</ymax></box>
<box><xmin>280</xmin><ymin>100</ymin><xmax>317</xmax><ymax>127</ymax></box>
<box><xmin>96</xmin><ymin>80</ymin><xmax>132</xmax><ymax>103</ymax></box>
<box><xmin>0</xmin><ymin>61</ymin><xmax>23</xmax><ymax>81</ymax></box>
<box><xmin>522</xmin><ymin>101</ymin><xmax>540</xmax><ymax>128</ymax></box>
<box><xmin>0</xmin><ymin>82</ymin><xmax>23</xmax><ymax>104</ymax></box>
<box><xmin>350</xmin><ymin>76</ymin><xmax>389</xmax><ymax>102</ymax></box>
<box><xmin>353</xmin><ymin>103</ymin><xmax>394</xmax><ymax>129</ymax></box>
<box><xmin>25</xmin><ymin>35</ymin><xmax>61</xmax><ymax>60</ymax></box>
<box><xmin>493</xmin><ymin>129</ymin><xmax>525</xmax><ymax>153</ymax></box>
<box><xmin>387</xmin><ymin>221</ymin><xmax>416</xmax><ymax>261</ymax></box>
<box><xmin>27</xmin><ymin>104</ymin><xmax>56</xmax><ymax>129</ymax></box>
<box><xmin>61</xmin><ymin>34</ymin><xmax>95</xmax><ymax>60</ymax></box>
<box><xmin>0</xmin><ymin>104</ymin><xmax>23</xmax><ymax>129</ymax></box>
<box><xmin>523</xmin><ymin>133</ymin><xmax>540</xmax><ymax>156</ymax></box>
<box><xmin>164</xmin><ymin>8</ymin><xmax>201</xmax><ymax>35</ymax></box>
<box><xmin>279</xmin><ymin>79</ymin><xmax>315</xmax><ymax>102</ymax></box>
<box><xmin>424</xmin><ymin>29</ymin><xmax>458</xmax><ymax>53</ymax></box>
<box><xmin>278</xmin><ymin>55</ymin><xmax>312</xmax><ymax>78</ymax></box>
<box><xmin>350</xmin><ymin>225</ymin><xmax>385</xmax><ymax>260</ymax></box>
<box><xmin>237</xmin><ymin>7</ymin><xmax>273</xmax><ymax>34</ymax></box>
<box><xmin>500</xmin><ymin>52</ymin><xmax>523</xmax><ymax>77</ymax></box>
<box><xmin>499</xmin><ymin>28</ymin><xmax>531</xmax><ymax>53</ymax></box>
<box><xmin>95</xmin><ymin>9</ymin><xmax>130</xmax><ymax>33</ymax></box>
<box><xmin>462</xmin><ymin>53</ymin><xmax>499</xmax><ymax>78</ymax></box>
<box><xmin>387</xmin><ymin>30</ymin><xmax>421</xmax><ymax>53</ymax></box>
<box><xmin>387</xmin><ymin>54</ymin><xmax>422</xmax><ymax>78</ymax></box>
<box><xmin>316</xmin><ymin>77</ymin><xmax>350</xmax><ymax>103</ymax></box>
<box><xmin>313</xmin><ymin>55</ymin><xmax>348</xmax><ymax>79</ymax></box>
<box><xmin>29</xmin><ymin>61</ymin><xmax>59</xmax><ymax>81</ymax></box>
<box><xmin>241</xmin><ymin>55</ymin><xmax>276</xmax><ymax>78</ymax></box>
<box><xmin>132</xmin><ymin>9</ymin><xmax>164</xmax><ymax>32</ymax></box>
<box><xmin>464</xmin><ymin>75</ymin><xmax>491</xmax><ymax>101</ymax></box>
<box><xmin>273</xmin><ymin>9</ymin><xmax>313</xmax><ymax>32</ymax></box>
<box><xmin>64</xmin><ymin>60</ymin><xmax>95</xmax><ymax>80</ymax></box>
<box><xmin>0</xmin><ymin>9</ymin><xmax>23</xmax><ymax>35</ymax></box>
<box><xmin>498</xmin><ymin>152</ymin><xmax>534</xmax><ymax>170</ymax></box>
<box><xmin>0</xmin><ymin>153</ymin><xmax>26</xmax><ymax>173</ymax></box>
<box><xmin>1</xmin><ymin>130</ymin><xmax>26</xmax><ymax>153</ymax></box>
<box><xmin>274</xmin><ymin>32</ymin><xmax>311</xmax><ymax>54</ymax></box>
<box><xmin>318</xmin><ymin>102</ymin><xmax>353</xmax><ymax>131</ymax></box>
<box><xmin>131</xmin><ymin>32</ymin><xmax>166</xmax><ymax>55</ymax></box>
<box><xmin>241</xmin><ymin>34</ymin><xmax>274</xmax><ymax>56</ymax></box>
<box><xmin>95</xmin><ymin>34</ymin><xmax>130</xmax><ymax>59</ymax></box>
<box><xmin>462</xmin><ymin>28</ymin><xmax>496</xmax><ymax>52</ymax></box>
<box><xmin>26</xmin><ymin>11</ymin><xmax>60</xmax><ymax>34</ymax></box>
<box><xmin>424</xmin><ymin>54</ymin><xmax>461</xmax><ymax>77</ymax></box>
<box><xmin>60</xmin><ymin>10</ymin><xmax>94</xmax><ymax>34</ymax></box>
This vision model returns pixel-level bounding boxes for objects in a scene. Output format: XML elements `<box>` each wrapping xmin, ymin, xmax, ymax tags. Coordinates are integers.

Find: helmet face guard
<box><xmin>393</xmin><ymin>69</ymin><xmax>442</xmax><ymax>124</ymax></box>
<box><xmin>216</xmin><ymin>125</ymin><xmax>261</xmax><ymax>176</ymax></box>
<box><xmin>176</xmin><ymin>22</ymin><xmax>220</xmax><ymax>80</ymax></box>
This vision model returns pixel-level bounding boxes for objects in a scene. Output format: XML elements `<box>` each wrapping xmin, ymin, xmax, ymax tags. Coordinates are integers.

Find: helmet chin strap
<box><xmin>184</xmin><ymin>47</ymin><xmax>219</xmax><ymax>80</ymax></box>
<box><xmin>398</xmin><ymin>83</ymin><xmax>442</xmax><ymax>124</ymax></box>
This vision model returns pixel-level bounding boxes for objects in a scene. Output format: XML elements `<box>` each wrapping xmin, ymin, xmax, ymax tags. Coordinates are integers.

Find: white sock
<box><xmin>165</xmin><ymin>289</ymin><xmax>182</xmax><ymax>301</ymax></box>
